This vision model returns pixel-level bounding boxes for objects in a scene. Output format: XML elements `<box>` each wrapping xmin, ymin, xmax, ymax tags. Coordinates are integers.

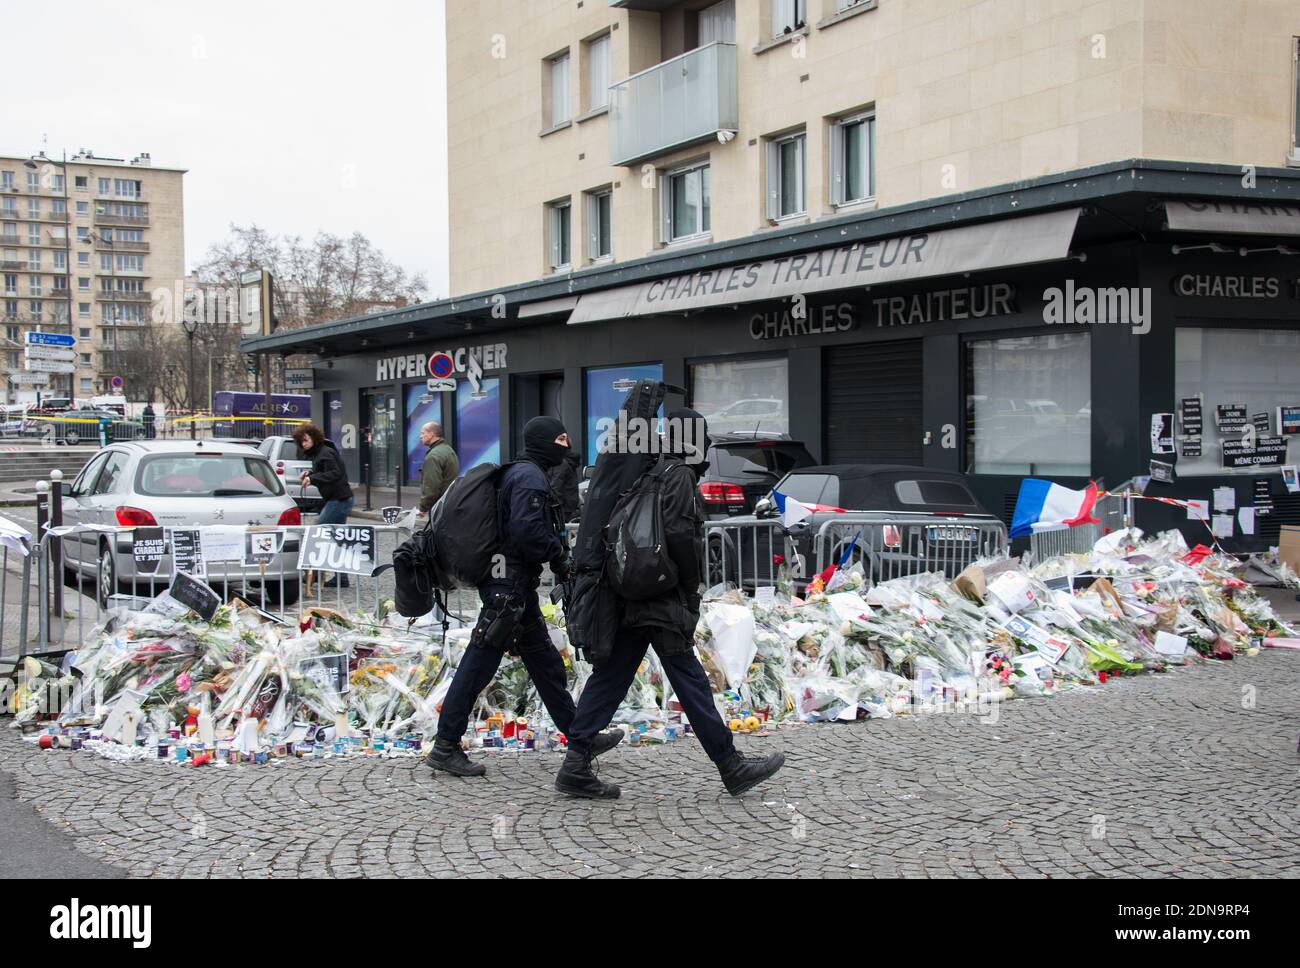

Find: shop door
<box><xmin>510</xmin><ymin>373</ymin><xmax>564</xmax><ymax>457</ymax></box>
<box><xmin>824</xmin><ymin>339</ymin><xmax>923</xmax><ymax>465</ymax></box>
<box><xmin>362</xmin><ymin>390</ymin><xmax>397</xmax><ymax>487</ymax></box>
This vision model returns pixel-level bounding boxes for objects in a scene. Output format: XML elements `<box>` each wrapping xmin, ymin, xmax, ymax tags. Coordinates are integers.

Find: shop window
<box><xmin>404</xmin><ymin>383</ymin><xmax>442</xmax><ymax>483</ymax></box>
<box><xmin>765</xmin><ymin>131</ymin><xmax>806</xmax><ymax>221</ymax></box>
<box><xmin>829</xmin><ymin>110</ymin><xmax>875</xmax><ymax>207</ymax></box>
<box><xmin>690</xmin><ymin>357</ymin><xmax>789</xmax><ymax>435</ymax></box>
<box><xmin>965</xmin><ymin>333</ymin><xmax>1091</xmax><ymax>476</ymax></box>
<box><xmin>456</xmin><ymin>376</ymin><xmax>500</xmax><ymax>469</ymax></box>
<box><xmin>1174</xmin><ymin>327</ymin><xmax>1300</xmax><ymax>476</ymax></box>
<box><xmin>585</xmin><ymin>362</ymin><xmax>663</xmax><ymax>464</ymax></box>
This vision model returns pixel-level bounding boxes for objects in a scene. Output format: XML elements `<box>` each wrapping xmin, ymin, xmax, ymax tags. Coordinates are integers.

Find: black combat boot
<box><xmin>425</xmin><ymin>738</ymin><xmax>486</xmax><ymax>777</ymax></box>
<box><xmin>717</xmin><ymin>751</ymin><xmax>786</xmax><ymax>797</ymax></box>
<box><xmin>591</xmin><ymin>728</ymin><xmax>625</xmax><ymax>756</ymax></box>
<box><xmin>555</xmin><ymin>748</ymin><xmax>620</xmax><ymax>799</ymax></box>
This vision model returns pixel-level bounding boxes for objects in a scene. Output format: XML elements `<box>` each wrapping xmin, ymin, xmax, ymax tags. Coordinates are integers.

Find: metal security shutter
<box><xmin>824</xmin><ymin>339</ymin><xmax>923</xmax><ymax>465</ymax></box>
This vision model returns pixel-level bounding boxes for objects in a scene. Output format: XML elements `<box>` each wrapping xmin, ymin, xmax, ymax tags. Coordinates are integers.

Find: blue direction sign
<box><xmin>25</xmin><ymin>332</ymin><xmax>76</xmax><ymax>348</ymax></box>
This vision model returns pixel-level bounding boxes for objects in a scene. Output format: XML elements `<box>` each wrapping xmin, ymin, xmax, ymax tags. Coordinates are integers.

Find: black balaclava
<box><xmin>523</xmin><ymin>415</ymin><xmax>569</xmax><ymax>469</ymax></box>
<box><xmin>665</xmin><ymin>407</ymin><xmax>709</xmax><ymax>475</ymax></box>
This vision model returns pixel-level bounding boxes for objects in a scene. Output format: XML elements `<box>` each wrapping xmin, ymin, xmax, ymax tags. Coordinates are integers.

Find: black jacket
<box><xmin>305</xmin><ymin>441</ymin><xmax>352</xmax><ymax>503</ymax></box>
<box><xmin>620</xmin><ymin>455</ymin><xmax>704</xmax><ymax>654</ymax></box>
<box><xmin>545</xmin><ymin>450</ymin><xmax>581</xmax><ymax>524</ymax></box>
<box><xmin>497</xmin><ymin>460</ymin><xmax>565</xmax><ymax>581</ymax></box>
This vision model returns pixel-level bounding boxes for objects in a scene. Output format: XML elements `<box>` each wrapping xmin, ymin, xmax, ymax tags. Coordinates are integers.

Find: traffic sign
<box><xmin>428</xmin><ymin>352</ymin><xmax>454</xmax><ymax>379</ymax></box>
<box><xmin>23</xmin><ymin>360</ymin><xmax>77</xmax><ymax>374</ymax></box>
<box><xmin>10</xmin><ymin>371</ymin><xmax>50</xmax><ymax>385</ymax></box>
<box><xmin>110</xmin><ymin>375</ymin><xmax>124</xmax><ymax>389</ymax></box>
<box><xmin>24</xmin><ymin>345</ymin><xmax>77</xmax><ymax>362</ymax></box>
<box><xmin>25</xmin><ymin>332</ymin><xmax>76</xmax><ymax>348</ymax></box>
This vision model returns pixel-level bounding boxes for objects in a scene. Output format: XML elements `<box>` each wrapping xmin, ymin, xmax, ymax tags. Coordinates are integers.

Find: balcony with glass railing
<box><xmin>608</xmin><ymin>41</ymin><xmax>737</xmax><ymax>167</ymax></box>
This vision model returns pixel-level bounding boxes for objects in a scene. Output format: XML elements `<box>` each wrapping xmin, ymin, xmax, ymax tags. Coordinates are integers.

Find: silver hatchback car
<box><xmin>59</xmin><ymin>440</ymin><xmax>303</xmax><ymax>607</ymax></box>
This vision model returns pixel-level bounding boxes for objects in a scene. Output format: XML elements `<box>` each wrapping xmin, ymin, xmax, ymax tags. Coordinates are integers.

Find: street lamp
<box><xmin>180</xmin><ymin>314</ymin><xmax>198</xmax><ymax>439</ymax></box>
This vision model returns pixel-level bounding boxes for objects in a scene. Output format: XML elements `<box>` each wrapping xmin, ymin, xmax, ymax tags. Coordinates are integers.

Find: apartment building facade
<box><xmin>247</xmin><ymin>0</ymin><xmax>1300</xmax><ymax>551</ymax></box>
<box><xmin>0</xmin><ymin>149</ymin><xmax>185</xmax><ymax>404</ymax></box>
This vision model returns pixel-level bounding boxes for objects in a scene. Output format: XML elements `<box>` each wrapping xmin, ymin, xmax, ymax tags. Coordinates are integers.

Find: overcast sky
<box><xmin>6</xmin><ymin>0</ymin><xmax>449</xmax><ymax>297</ymax></box>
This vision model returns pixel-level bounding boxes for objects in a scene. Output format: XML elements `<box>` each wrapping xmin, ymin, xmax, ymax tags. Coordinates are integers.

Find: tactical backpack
<box><xmin>605</xmin><ymin>456</ymin><xmax>678</xmax><ymax>600</ymax></box>
<box><xmin>391</xmin><ymin>526</ymin><xmax>443</xmax><ymax>617</ymax></box>
<box><xmin>426</xmin><ymin>462</ymin><xmax>511</xmax><ymax>589</ymax></box>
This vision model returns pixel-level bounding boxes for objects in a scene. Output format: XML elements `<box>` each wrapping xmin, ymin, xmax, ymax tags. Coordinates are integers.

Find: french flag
<box><xmin>817</xmin><ymin>531</ymin><xmax>861</xmax><ymax>586</ymax></box>
<box><xmin>772</xmin><ymin>491</ymin><xmax>844</xmax><ymax>528</ymax></box>
<box><xmin>1009</xmin><ymin>479</ymin><xmax>1101</xmax><ymax>538</ymax></box>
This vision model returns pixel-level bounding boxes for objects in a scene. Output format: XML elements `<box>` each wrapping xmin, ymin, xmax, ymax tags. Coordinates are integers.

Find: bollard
<box><xmin>34</xmin><ymin>481</ymin><xmax>49</xmax><ymax>650</ymax></box>
<box><xmin>364</xmin><ymin>462</ymin><xmax>372</xmax><ymax>511</ymax></box>
<box><xmin>395</xmin><ymin>466</ymin><xmax>402</xmax><ymax>509</ymax></box>
<box><xmin>50</xmin><ymin>470</ymin><xmax>64</xmax><ymax>615</ymax></box>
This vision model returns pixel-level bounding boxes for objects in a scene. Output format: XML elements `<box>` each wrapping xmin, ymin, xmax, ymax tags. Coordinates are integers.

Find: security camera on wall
<box><xmin>717</xmin><ymin>129</ymin><xmax>737</xmax><ymax>145</ymax></box>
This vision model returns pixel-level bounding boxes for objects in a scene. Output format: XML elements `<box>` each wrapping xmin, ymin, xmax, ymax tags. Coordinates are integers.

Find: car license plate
<box><xmin>926</xmin><ymin>525</ymin><xmax>978</xmax><ymax>543</ymax></box>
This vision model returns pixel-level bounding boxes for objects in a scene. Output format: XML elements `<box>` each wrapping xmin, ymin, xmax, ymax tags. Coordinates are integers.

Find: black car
<box><xmin>697</xmin><ymin>434</ymin><xmax>816</xmax><ymax>519</ymax></box>
<box><xmin>708</xmin><ymin>464</ymin><xmax>1003</xmax><ymax>588</ymax></box>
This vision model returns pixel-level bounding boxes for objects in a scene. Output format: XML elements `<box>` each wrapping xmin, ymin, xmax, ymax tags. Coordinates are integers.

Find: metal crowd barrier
<box><xmin>1027</xmin><ymin>481</ymin><xmax>1134</xmax><ymax>563</ymax></box>
<box><xmin>812</xmin><ymin>514</ymin><xmax>1009</xmax><ymax>583</ymax></box>
<box><xmin>702</xmin><ymin>518</ymin><xmax>802</xmax><ymax>591</ymax></box>
<box><xmin>1</xmin><ymin>515</ymin><xmax>481</xmax><ymax>663</ymax></box>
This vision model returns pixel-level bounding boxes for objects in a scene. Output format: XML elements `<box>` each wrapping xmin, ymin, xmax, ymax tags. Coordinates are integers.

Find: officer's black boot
<box><xmin>555</xmin><ymin>748</ymin><xmax>620</xmax><ymax>799</ymax></box>
<box><xmin>717</xmin><ymin>751</ymin><xmax>786</xmax><ymax>797</ymax></box>
<box><xmin>590</xmin><ymin>728</ymin><xmax>625</xmax><ymax>756</ymax></box>
<box><xmin>425</xmin><ymin>738</ymin><xmax>486</xmax><ymax>777</ymax></box>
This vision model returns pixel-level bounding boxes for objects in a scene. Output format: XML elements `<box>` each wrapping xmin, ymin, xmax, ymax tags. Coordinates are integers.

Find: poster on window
<box><xmin>1150</xmin><ymin>413</ymin><xmax>1174</xmax><ymax>455</ymax></box>
<box><xmin>405</xmin><ymin>383</ymin><xmax>442</xmax><ymax>482</ymax></box>
<box><xmin>584</xmin><ymin>363</ymin><xmax>664</xmax><ymax>464</ymax></box>
<box><xmin>455</xmin><ymin>377</ymin><xmax>500</xmax><ymax>470</ymax></box>
<box><xmin>1221</xmin><ymin>435</ymin><xmax>1288</xmax><ymax>469</ymax></box>
<box><xmin>1277</xmin><ymin>406</ymin><xmax>1300</xmax><ymax>436</ymax></box>
<box><xmin>1215</xmin><ymin>404</ymin><xmax>1248</xmax><ymax>434</ymax></box>
<box><xmin>1179</xmin><ymin>397</ymin><xmax>1202</xmax><ymax>435</ymax></box>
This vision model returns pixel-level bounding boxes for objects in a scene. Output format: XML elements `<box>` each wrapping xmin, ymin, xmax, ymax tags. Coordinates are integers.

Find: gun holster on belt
<box><xmin>470</xmin><ymin>591</ymin><xmax>526</xmax><ymax>652</ymax></box>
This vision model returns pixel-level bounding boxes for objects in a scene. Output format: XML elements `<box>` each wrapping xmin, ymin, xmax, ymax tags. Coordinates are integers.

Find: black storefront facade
<box><xmin>243</xmin><ymin>160</ymin><xmax>1300</xmax><ymax>554</ymax></box>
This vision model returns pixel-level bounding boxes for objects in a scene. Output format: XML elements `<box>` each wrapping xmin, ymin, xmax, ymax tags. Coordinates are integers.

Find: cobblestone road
<box><xmin>3</xmin><ymin>650</ymin><xmax>1298</xmax><ymax>878</ymax></box>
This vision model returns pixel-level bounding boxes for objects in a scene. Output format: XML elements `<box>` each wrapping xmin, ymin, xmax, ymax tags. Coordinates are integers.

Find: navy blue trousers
<box><xmin>567</xmin><ymin>627</ymin><xmax>735</xmax><ymax>763</ymax></box>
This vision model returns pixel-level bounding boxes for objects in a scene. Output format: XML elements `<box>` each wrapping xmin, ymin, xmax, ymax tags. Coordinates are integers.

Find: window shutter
<box><xmin>829</xmin><ymin>122</ymin><xmax>844</xmax><ymax>205</ymax></box>
<box><xmin>585</xmin><ymin>195</ymin><xmax>598</xmax><ymax>261</ymax></box>
<box><xmin>548</xmin><ymin>207</ymin><xmax>561</xmax><ymax>269</ymax></box>
<box><xmin>797</xmin><ymin>135</ymin><xmax>806</xmax><ymax>214</ymax></box>
<box><xmin>867</xmin><ymin>116</ymin><xmax>876</xmax><ymax>199</ymax></box>
<box><xmin>765</xmin><ymin>141</ymin><xmax>780</xmax><ymax>221</ymax></box>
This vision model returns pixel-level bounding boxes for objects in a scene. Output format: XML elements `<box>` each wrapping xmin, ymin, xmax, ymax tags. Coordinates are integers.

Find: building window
<box><xmin>2</xmin><ymin>274</ymin><xmax>16</xmax><ymax>295</ymax></box>
<box><xmin>585</xmin><ymin>188</ymin><xmax>612</xmax><ymax>261</ymax></box>
<box><xmin>51</xmin><ymin>174</ymin><xmax>64</xmax><ymax>193</ymax></box>
<box><xmin>100</xmin><ymin>254</ymin><xmax>113</xmax><ymax>272</ymax></box>
<box><xmin>78</xmin><ymin>277</ymin><xmax>90</xmax><ymax>291</ymax></box>
<box><xmin>80</xmin><ymin>353</ymin><xmax>92</xmax><ymax>366</ymax></box>
<box><xmin>699</xmin><ymin>0</ymin><xmax>736</xmax><ymax>44</ymax></box>
<box><xmin>52</xmin><ymin>199</ymin><xmax>66</xmax><ymax>216</ymax></box>
<box><xmin>765</xmin><ymin>131</ymin><xmax>806</xmax><ymax>220</ymax></box>
<box><xmin>771</xmin><ymin>0</ymin><xmax>807</xmax><ymax>36</ymax></box>
<box><xmin>5</xmin><ymin>325</ymin><xmax>18</xmax><ymax>341</ymax></box>
<box><xmin>75</xmin><ymin>201</ymin><xmax>88</xmax><ymax>215</ymax></box>
<box><xmin>115</xmin><ymin>254</ymin><xmax>144</xmax><ymax>273</ymax></box>
<box><xmin>77</xmin><ymin>226</ymin><xmax>90</xmax><ymax>242</ymax></box>
<box><xmin>28</xmin><ymin>275</ymin><xmax>41</xmax><ymax>295</ymax></box>
<box><xmin>830</xmin><ymin>110</ymin><xmax>876</xmax><ymax>207</ymax></box>
<box><xmin>114</xmin><ymin>178</ymin><xmax>141</xmax><ymax>198</ymax></box>
<box><xmin>26</xmin><ymin>172</ymin><xmax>39</xmax><ymax>193</ymax></box>
<box><xmin>53</xmin><ymin>251</ymin><xmax>66</xmax><ymax>270</ymax></box>
<box><xmin>547</xmin><ymin>50</ymin><xmax>571</xmax><ymax>128</ymax></box>
<box><xmin>27</xmin><ymin>250</ymin><xmax>39</xmax><ymax>270</ymax></box>
<box><xmin>80</xmin><ymin>377</ymin><xmax>93</xmax><ymax>393</ymax></box>
<box><xmin>965</xmin><ymin>332</ymin><xmax>1092</xmax><ymax>475</ymax></box>
<box><xmin>75</xmin><ymin>175</ymin><xmax>87</xmax><ymax>190</ymax></box>
<box><xmin>586</xmin><ymin>33</ymin><xmax>611</xmax><ymax>112</ymax></box>
<box><xmin>97</xmin><ymin>177</ymin><xmax>110</xmax><ymax>195</ymax></box>
<box><xmin>78</xmin><ymin>302</ymin><xmax>90</xmax><ymax>317</ymax></box>
<box><xmin>690</xmin><ymin>357</ymin><xmax>789</xmax><ymax>435</ymax></box>
<box><xmin>1292</xmin><ymin>38</ymin><xmax>1300</xmax><ymax>163</ymax></box>
<box><xmin>77</xmin><ymin>252</ymin><xmax>89</xmax><ymax>266</ymax></box>
<box><xmin>661</xmin><ymin>163</ymin><xmax>711</xmax><ymax>243</ymax></box>
<box><xmin>79</xmin><ymin>327</ymin><xmax>91</xmax><ymax>338</ymax></box>
<box><xmin>546</xmin><ymin>200</ymin><xmax>572</xmax><ymax>271</ymax></box>
<box><xmin>0</xmin><ymin>171</ymin><xmax>12</xmax><ymax>191</ymax></box>
<box><xmin>836</xmin><ymin>0</ymin><xmax>871</xmax><ymax>10</ymax></box>
<box><xmin>1174</xmin><ymin>327</ymin><xmax>1300</xmax><ymax>476</ymax></box>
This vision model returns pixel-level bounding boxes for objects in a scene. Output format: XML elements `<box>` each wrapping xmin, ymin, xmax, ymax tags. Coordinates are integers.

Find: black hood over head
<box><xmin>523</xmin><ymin>415</ymin><xmax>569</xmax><ymax>469</ymax></box>
<box><xmin>664</xmin><ymin>408</ymin><xmax>709</xmax><ymax>472</ymax></box>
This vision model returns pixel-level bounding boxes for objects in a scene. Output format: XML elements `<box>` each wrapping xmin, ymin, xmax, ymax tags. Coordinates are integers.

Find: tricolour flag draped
<box><xmin>817</xmin><ymin>530</ymin><xmax>861</xmax><ymax>586</ymax></box>
<box><xmin>1009</xmin><ymin>479</ymin><xmax>1101</xmax><ymax>538</ymax></box>
<box><xmin>772</xmin><ymin>491</ymin><xmax>846</xmax><ymax>528</ymax></box>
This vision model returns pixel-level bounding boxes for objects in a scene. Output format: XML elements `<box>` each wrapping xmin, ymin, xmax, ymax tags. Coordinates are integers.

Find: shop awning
<box><xmin>568</xmin><ymin>207</ymin><xmax>1082</xmax><ymax>325</ymax></box>
<box><xmin>517</xmin><ymin>295</ymin><xmax>579</xmax><ymax>319</ymax></box>
<box><xmin>1165</xmin><ymin>199</ymin><xmax>1300</xmax><ymax>236</ymax></box>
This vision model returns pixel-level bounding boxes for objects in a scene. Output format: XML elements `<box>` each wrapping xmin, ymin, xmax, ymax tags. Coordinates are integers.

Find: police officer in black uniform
<box><xmin>556</xmin><ymin>408</ymin><xmax>785</xmax><ymax>799</ymax></box>
<box><xmin>426</xmin><ymin>416</ymin><xmax>623</xmax><ymax>777</ymax></box>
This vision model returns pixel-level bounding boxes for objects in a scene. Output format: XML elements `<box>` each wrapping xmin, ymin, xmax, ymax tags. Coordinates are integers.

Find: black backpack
<box><xmin>605</xmin><ymin>456</ymin><xmax>679</xmax><ymax>601</ymax></box>
<box><xmin>391</xmin><ymin>526</ymin><xmax>442</xmax><ymax>617</ymax></box>
<box><xmin>425</xmin><ymin>462</ymin><xmax>510</xmax><ymax>589</ymax></box>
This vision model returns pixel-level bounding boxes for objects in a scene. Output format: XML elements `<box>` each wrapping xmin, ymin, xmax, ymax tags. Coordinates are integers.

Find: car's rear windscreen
<box><xmin>711</xmin><ymin>444</ymin><xmax>814</xmax><ymax>479</ymax></box>
<box><xmin>136</xmin><ymin>455</ymin><xmax>284</xmax><ymax>497</ymax></box>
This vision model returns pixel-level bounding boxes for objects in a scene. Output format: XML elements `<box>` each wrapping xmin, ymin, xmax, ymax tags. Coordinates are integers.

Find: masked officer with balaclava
<box><xmin>556</xmin><ymin>408</ymin><xmax>785</xmax><ymax>799</ymax></box>
<box><xmin>427</xmin><ymin>416</ymin><xmax>624</xmax><ymax>777</ymax></box>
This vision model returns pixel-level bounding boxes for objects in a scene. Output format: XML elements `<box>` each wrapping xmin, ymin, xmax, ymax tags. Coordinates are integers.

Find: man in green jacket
<box><xmin>417</xmin><ymin>421</ymin><xmax>459</xmax><ymax>515</ymax></box>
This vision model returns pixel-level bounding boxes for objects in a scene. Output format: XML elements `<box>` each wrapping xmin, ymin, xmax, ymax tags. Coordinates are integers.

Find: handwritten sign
<box><xmin>169</xmin><ymin>529</ymin><xmax>204</xmax><ymax>577</ymax></box>
<box><xmin>168</xmin><ymin>571</ymin><xmax>221</xmax><ymax>622</ymax></box>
